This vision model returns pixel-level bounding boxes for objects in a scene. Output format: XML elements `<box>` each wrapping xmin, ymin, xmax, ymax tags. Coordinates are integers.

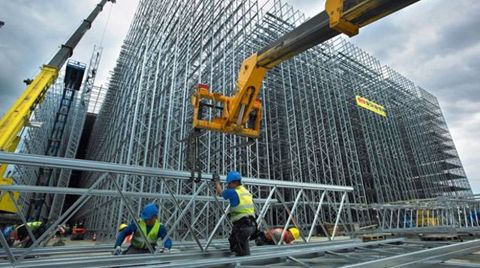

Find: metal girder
<box><xmin>0</xmin><ymin>239</ymin><xmax>404</xmax><ymax>268</ymax></box>
<box><xmin>343</xmin><ymin>239</ymin><xmax>480</xmax><ymax>268</ymax></box>
<box><xmin>0</xmin><ymin>152</ymin><xmax>353</xmax><ymax>192</ymax></box>
<box><xmin>0</xmin><ymin>185</ymin><xmax>277</xmax><ymax>203</ymax></box>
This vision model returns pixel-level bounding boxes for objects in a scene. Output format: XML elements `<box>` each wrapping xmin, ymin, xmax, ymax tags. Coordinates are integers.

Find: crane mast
<box><xmin>0</xmin><ymin>0</ymin><xmax>115</xmax><ymax>213</ymax></box>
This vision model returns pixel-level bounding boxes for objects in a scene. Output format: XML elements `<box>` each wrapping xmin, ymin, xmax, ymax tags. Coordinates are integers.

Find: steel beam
<box><xmin>343</xmin><ymin>239</ymin><xmax>480</xmax><ymax>268</ymax></box>
<box><xmin>0</xmin><ymin>152</ymin><xmax>353</xmax><ymax>192</ymax></box>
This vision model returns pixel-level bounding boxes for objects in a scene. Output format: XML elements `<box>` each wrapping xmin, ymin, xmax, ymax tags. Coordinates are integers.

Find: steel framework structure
<box><xmin>75</xmin><ymin>0</ymin><xmax>473</xmax><ymax>237</ymax></box>
<box><xmin>5</xmin><ymin>46</ymin><xmax>102</xmax><ymax>221</ymax></box>
<box><xmin>0</xmin><ymin>151</ymin><xmax>352</xmax><ymax>264</ymax></box>
<box><xmin>2</xmin><ymin>152</ymin><xmax>478</xmax><ymax>267</ymax></box>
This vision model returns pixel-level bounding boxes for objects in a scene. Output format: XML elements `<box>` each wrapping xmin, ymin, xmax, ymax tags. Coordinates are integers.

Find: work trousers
<box><xmin>229</xmin><ymin>216</ymin><xmax>257</xmax><ymax>256</ymax></box>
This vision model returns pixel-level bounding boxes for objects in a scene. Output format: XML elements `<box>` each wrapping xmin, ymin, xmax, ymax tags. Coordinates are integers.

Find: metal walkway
<box><xmin>1</xmin><ymin>238</ymin><xmax>479</xmax><ymax>267</ymax></box>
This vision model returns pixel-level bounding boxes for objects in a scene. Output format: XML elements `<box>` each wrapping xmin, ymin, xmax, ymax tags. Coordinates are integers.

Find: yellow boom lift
<box><xmin>0</xmin><ymin>0</ymin><xmax>116</xmax><ymax>212</ymax></box>
<box><xmin>191</xmin><ymin>0</ymin><xmax>420</xmax><ymax>138</ymax></box>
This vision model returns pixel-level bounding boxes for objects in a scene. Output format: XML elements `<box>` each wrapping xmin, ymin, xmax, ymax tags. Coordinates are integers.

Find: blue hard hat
<box><xmin>226</xmin><ymin>171</ymin><xmax>242</xmax><ymax>183</ymax></box>
<box><xmin>140</xmin><ymin>203</ymin><xmax>159</xmax><ymax>220</ymax></box>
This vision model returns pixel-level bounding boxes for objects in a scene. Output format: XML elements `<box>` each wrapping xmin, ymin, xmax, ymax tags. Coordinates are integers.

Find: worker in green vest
<box><xmin>113</xmin><ymin>203</ymin><xmax>172</xmax><ymax>255</ymax></box>
<box><xmin>213</xmin><ymin>171</ymin><xmax>257</xmax><ymax>256</ymax></box>
<box><xmin>11</xmin><ymin>221</ymin><xmax>46</xmax><ymax>248</ymax></box>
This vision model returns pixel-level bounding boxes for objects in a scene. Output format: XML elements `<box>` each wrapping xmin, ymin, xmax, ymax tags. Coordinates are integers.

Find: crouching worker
<box><xmin>113</xmin><ymin>203</ymin><xmax>172</xmax><ymax>255</ymax></box>
<box><xmin>255</xmin><ymin>227</ymin><xmax>300</xmax><ymax>246</ymax></box>
<box><xmin>213</xmin><ymin>171</ymin><xmax>257</xmax><ymax>256</ymax></box>
<box><xmin>11</xmin><ymin>221</ymin><xmax>47</xmax><ymax>248</ymax></box>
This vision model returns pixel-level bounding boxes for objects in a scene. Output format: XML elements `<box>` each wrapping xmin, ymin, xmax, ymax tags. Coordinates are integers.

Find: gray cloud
<box><xmin>349</xmin><ymin>0</ymin><xmax>480</xmax><ymax>193</ymax></box>
<box><xmin>0</xmin><ymin>0</ymin><xmax>137</xmax><ymax>115</ymax></box>
<box><xmin>289</xmin><ymin>0</ymin><xmax>480</xmax><ymax>192</ymax></box>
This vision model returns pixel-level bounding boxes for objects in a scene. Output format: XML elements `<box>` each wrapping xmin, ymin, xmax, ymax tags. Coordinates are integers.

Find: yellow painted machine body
<box><xmin>0</xmin><ymin>0</ymin><xmax>114</xmax><ymax>213</ymax></box>
<box><xmin>190</xmin><ymin>0</ymin><xmax>419</xmax><ymax>138</ymax></box>
<box><xmin>191</xmin><ymin>54</ymin><xmax>267</xmax><ymax>138</ymax></box>
<box><xmin>0</xmin><ymin>65</ymin><xmax>59</xmax><ymax>152</ymax></box>
<box><xmin>0</xmin><ymin>65</ymin><xmax>59</xmax><ymax>213</ymax></box>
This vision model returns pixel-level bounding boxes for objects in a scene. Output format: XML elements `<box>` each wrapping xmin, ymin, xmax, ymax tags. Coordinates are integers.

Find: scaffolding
<box><xmin>0</xmin><ymin>0</ymin><xmax>478</xmax><ymax>267</ymax></box>
<box><xmin>6</xmin><ymin>46</ymin><xmax>102</xmax><ymax>221</ymax></box>
<box><xmin>72</xmin><ymin>0</ymin><xmax>473</xmax><ymax>239</ymax></box>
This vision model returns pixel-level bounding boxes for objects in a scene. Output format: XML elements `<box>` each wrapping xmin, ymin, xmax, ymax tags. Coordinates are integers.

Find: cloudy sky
<box><xmin>0</xmin><ymin>0</ymin><xmax>479</xmax><ymax>192</ymax></box>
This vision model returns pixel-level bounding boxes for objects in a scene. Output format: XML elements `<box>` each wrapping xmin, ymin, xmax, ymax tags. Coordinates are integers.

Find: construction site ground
<box><xmin>2</xmin><ymin>235</ymin><xmax>480</xmax><ymax>267</ymax></box>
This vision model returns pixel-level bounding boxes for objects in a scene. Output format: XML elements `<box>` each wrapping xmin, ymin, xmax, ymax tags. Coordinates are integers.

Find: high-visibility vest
<box><xmin>229</xmin><ymin>185</ymin><xmax>255</xmax><ymax>222</ymax></box>
<box><xmin>16</xmin><ymin>221</ymin><xmax>43</xmax><ymax>232</ymax></box>
<box><xmin>130</xmin><ymin>219</ymin><xmax>161</xmax><ymax>249</ymax></box>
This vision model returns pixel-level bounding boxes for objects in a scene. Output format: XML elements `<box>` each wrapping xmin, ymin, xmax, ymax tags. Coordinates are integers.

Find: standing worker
<box><xmin>113</xmin><ymin>203</ymin><xmax>172</xmax><ymax>255</ymax></box>
<box><xmin>213</xmin><ymin>171</ymin><xmax>257</xmax><ymax>256</ymax></box>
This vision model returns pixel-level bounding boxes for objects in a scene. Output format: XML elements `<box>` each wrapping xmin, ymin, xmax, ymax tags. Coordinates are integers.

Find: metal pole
<box><xmin>181</xmin><ymin>202</ymin><xmax>209</xmax><ymax>241</ymax></box>
<box><xmin>331</xmin><ymin>192</ymin><xmax>346</xmax><ymax>240</ymax></box>
<box><xmin>16</xmin><ymin>173</ymin><xmax>109</xmax><ymax>262</ymax></box>
<box><xmin>278</xmin><ymin>189</ymin><xmax>303</xmax><ymax>245</ymax></box>
<box><xmin>204</xmin><ymin>204</ymin><xmax>230</xmax><ymax>251</ymax></box>
<box><xmin>307</xmin><ymin>191</ymin><xmax>326</xmax><ymax>242</ymax></box>
<box><xmin>161</xmin><ymin>181</ymin><xmax>207</xmax><ymax>251</ymax></box>
<box><xmin>256</xmin><ymin>186</ymin><xmax>276</xmax><ymax>226</ymax></box>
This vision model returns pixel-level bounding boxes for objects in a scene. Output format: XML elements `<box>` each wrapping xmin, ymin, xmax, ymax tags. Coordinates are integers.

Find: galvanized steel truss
<box><xmin>79</xmin><ymin>0</ymin><xmax>473</xmax><ymax>235</ymax></box>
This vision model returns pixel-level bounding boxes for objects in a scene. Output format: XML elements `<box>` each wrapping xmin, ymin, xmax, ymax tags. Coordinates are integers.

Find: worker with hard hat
<box><xmin>10</xmin><ymin>221</ymin><xmax>47</xmax><ymax>248</ymax></box>
<box><xmin>255</xmin><ymin>227</ymin><xmax>300</xmax><ymax>246</ymax></box>
<box><xmin>113</xmin><ymin>203</ymin><xmax>172</xmax><ymax>255</ymax></box>
<box><xmin>213</xmin><ymin>171</ymin><xmax>257</xmax><ymax>256</ymax></box>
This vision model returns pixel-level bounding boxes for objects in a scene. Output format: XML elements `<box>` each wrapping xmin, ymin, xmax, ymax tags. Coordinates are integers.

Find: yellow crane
<box><xmin>191</xmin><ymin>0</ymin><xmax>420</xmax><ymax>138</ymax></box>
<box><xmin>0</xmin><ymin>0</ymin><xmax>116</xmax><ymax>212</ymax></box>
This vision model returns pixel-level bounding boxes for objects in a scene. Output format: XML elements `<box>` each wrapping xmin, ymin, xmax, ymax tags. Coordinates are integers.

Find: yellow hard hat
<box><xmin>288</xmin><ymin>227</ymin><xmax>300</xmax><ymax>240</ymax></box>
<box><xmin>118</xmin><ymin>223</ymin><xmax>128</xmax><ymax>231</ymax></box>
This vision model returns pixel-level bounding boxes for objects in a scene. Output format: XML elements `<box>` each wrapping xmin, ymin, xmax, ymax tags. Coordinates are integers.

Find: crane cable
<box><xmin>99</xmin><ymin>2</ymin><xmax>113</xmax><ymax>47</ymax></box>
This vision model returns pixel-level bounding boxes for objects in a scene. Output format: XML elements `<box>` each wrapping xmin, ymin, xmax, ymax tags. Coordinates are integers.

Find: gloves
<box><xmin>211</xmin><ymin>173</ymin><xmax>220</xmax><ymax>183</ymax></box>
<box><xmin>113</xmin><ymin>246</ymin><xmax>122</xmax><ymax>255</ymax></box>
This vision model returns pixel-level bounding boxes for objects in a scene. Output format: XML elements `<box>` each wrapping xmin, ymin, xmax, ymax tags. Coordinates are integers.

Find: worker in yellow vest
<box><xmin>113</xmin><ymin>203</ymin><xmax>172</xmax><ymax>255</ymax></box>
<box><xmin>213</xmin><ymin>171</ymin><xmax>257</xmax><ymax>256</ymax></box>
<box><xmin>11</xmin><ymin>221</ymin><xmax>46</xmax><ymax>248</ymax></box>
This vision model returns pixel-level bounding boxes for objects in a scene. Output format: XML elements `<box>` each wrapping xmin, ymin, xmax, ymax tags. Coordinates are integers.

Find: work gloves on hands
<box><xmin>211</xmin><ymin>173</ymin><xmax>220</xmax><ymax>183</ymax></box>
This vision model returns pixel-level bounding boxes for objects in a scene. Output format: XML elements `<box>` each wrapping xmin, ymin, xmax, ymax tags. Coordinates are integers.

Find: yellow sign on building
<box><xmin>355</xmin><ymin>96</ymin><xmax>387</xmax><ymax>117</ymax></box>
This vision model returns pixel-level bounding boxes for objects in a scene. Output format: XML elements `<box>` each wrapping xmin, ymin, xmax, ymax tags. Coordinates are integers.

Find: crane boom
<box><xmin>191</xmin><ymin>0</ymin><xmax>420</xmax><ymax>138</ymax></box>
<box><xmin>0</xmin><ymin>0</ymin><xmax>115</xmax><ymax>153</ymax></box>
<box><xmin>0</xmin><ymin>0</ymin><xmax>115</xmax><ymax>213</ymax></box>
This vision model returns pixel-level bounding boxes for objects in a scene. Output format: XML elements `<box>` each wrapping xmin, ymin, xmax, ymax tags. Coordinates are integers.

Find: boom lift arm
<box><xmin>191</xmin><ymin>0</ymin><xmax>420</xmax><ymax>138</ymax></box>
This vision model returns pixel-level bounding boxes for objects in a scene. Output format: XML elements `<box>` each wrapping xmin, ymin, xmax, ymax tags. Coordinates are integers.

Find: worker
<box><xmin>10</xmin><ymin>221</ymin><xmax>47</xmax><ymax>248</ymax></box>
<box><xmin>254</xmin><ymin>227</ymin><xmax>300</xmax><ymax>246</ymax></box>
<box><xmin>213</xmin><ymin>171</ymin><xmax>257</xmax><ymax>256</ymax></box>
<box><xmin>113</xmin><ymin>203</ymin><xmax>172</xmax><ymax>255</ymax></box>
